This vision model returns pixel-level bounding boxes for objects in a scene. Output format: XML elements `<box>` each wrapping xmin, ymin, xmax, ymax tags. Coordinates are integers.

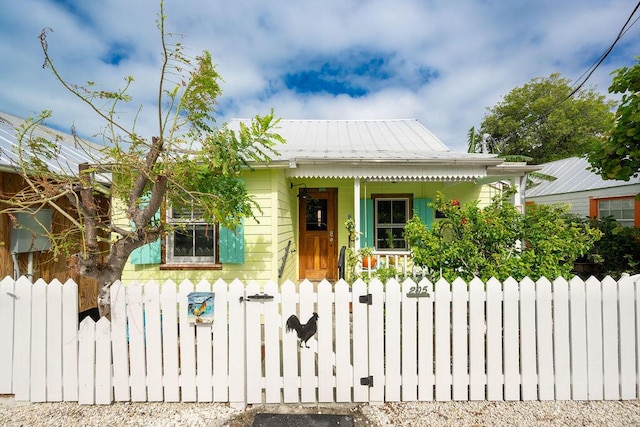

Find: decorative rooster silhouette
<box><xmin>286</xmin><ymin>312</ymin><xmax>319</xmax><ymax>348</ymax></box>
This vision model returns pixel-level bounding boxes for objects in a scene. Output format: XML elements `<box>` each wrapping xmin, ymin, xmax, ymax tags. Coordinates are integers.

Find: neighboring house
<box><xmin>121</xmin><ymin>119</ymin><xmax>538</xmax><ymax>284</ymax></box>
<box><xmin>527</xmin><ymin>156</ymin><xmax>640</xmax><ymax>227</ymax></box>
<box><xmin>0</xmin><ymin>111</ymin><xmax>106</xmax><ymax>311</ymax></box>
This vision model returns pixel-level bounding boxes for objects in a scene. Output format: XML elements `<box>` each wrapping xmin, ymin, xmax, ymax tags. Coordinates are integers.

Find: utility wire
<box><xmin>482</xmin><ymin>1</ymin><xmax>640</xmax><ymax>149</ymax></box>
<box><xmin>566</xmin><ymin>0</ymin><xmax>640</xmax><ymax>97</ymax></box>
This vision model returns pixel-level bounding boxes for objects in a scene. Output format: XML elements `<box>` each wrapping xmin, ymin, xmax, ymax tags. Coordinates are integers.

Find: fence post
<box><xmin>0</xmin><ymin>277</ymin><xmax>16</xmax><ymax>394</ymax></box>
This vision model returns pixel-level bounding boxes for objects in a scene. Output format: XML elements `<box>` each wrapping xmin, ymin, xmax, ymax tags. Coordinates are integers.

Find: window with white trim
<box><xmin>597</xmin><ymin>197</ymin><xmax>635</xmax><ymax>228</ymax></box>
<box><xmin>166</xmin><ymin>205</ymin><xmax>218</xmax><ymax>264</ymax></box>
<box><xmin>374</xmin><ymin>197</ymin><xmax>409</xmax><ymax>250</ymax></box>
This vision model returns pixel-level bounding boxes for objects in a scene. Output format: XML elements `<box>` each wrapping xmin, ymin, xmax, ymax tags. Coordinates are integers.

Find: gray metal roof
<box><xmin>0</xmin><ymin>111</ymin><xmax>104</xmax><ymax>176</ymax></box>
<box><xmin>230</xmin><ymin>118</ymin><xmax>503</xmax><ymax>165</ymax></box>
<box><xmin>527</xmin><ymin>156</ymin><xmax>640</xmax><ymax>197</ymax></box>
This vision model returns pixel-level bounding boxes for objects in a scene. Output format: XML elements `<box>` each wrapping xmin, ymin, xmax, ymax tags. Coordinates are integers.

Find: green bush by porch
<box><xmin>404</xmin><ymin>188</ymin><xmax>602</xmax><ymax>282</ymax></box>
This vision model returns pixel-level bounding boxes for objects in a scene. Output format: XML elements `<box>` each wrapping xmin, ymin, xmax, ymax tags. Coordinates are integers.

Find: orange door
<box><xmin>298</xmin><ymin>188</ymin><xmax>337</xmax><ymax>280</ymax></box>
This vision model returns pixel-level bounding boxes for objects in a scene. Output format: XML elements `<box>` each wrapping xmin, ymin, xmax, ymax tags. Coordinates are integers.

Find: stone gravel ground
<box><xmin>1</xmin><ymin>397</ymin><xmax>640</xmax><ymax>426</ymax></box>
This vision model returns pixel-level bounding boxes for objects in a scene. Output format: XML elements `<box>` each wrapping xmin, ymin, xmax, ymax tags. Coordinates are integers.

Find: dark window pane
<box><xmin>173</xmin><ymin>229</ymin><xmax>192</xmax><ymax>256</ymax></box>
<box><xmin>306</xmin><ymin>199</ymin><xmax>328</xmax><ymax>231</ymax></box>
<box><xmin>392</xmin><ymin>201</ymin><xmax>407</xmax><ymax>223</ymax></box>
<box><xmin>194</xmin><ymin>226</ymin><xmax>215</xmax><ymax>257</ymax></box>
<box><xmin>377</xmin><ymin>200</ymin><xmax>392</xmax><ymax>223</ymax></box>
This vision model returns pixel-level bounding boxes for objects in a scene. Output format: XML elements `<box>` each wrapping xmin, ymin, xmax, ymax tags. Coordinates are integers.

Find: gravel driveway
<box><xmin>1</xmin><ymin>397</ymin><xmax>639</xmax><ymax>426</ymax></box>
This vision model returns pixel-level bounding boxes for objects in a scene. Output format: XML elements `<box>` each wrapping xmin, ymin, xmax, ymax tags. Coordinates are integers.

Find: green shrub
<box><xmin>577</xmin><ymin>216</ymin><xmax>640</xmax><ymax>279</ymax></box>
<box><xmin>404</xmin><ymin>188</ymin><xmax>602</xmax><ymax>282</ymax></box>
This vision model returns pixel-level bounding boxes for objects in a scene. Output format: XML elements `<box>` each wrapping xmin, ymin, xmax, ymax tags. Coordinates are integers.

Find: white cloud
<box><xmin>1</xmin><ymin>0</ymin><xmax>638</xmax><ymax>153</ymax></box>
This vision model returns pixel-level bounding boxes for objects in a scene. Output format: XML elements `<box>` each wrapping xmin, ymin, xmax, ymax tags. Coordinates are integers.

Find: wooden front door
<box><xmin>298</xmin><ymin>188</ymin><xmax>338</xmax><ymax>280</ymax></box>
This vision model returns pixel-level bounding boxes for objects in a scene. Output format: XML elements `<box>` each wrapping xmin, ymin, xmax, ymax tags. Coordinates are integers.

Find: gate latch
<box><xmin>360</xmin><ymin>376</ymin><xmax>374</xmax><ymax>387</ymax></box>
<box><xmin>358</xmin><ymin>294</ymin><xmax>373</xmax><ymax>305</ymax></box>
<box><xmin>239</xmin><ymin>293</ymin><xmax>274</xmax><ymax>303</ymax></box>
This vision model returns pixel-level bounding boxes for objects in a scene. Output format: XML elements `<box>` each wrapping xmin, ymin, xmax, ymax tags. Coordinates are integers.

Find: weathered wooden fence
<box><xmin>0</xmin><ymin>275</ymin><xmax>638</xmax><ymax>407</ymax></box>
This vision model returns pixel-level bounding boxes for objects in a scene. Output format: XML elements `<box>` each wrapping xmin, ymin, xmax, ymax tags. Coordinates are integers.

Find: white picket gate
<box><xmin>0</xmin><ymin>275</ymin><xmax>639</xmax><ymax>407</ymax></box>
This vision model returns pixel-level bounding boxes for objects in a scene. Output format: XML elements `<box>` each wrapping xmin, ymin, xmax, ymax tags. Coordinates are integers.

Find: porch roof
<box><xmin>231</xmin><ymin>118</ymin><xmax>535</xmax><ymax>180</ymax></box>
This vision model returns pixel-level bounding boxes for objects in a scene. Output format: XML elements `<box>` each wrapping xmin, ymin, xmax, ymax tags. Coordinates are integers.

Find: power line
<box><xmin>567</xmin><ymin>0</ymin><xmax>640</xmax><ymax>97</ymax></box>
<box><xmin>481</xmin><ymin>2</ymin><xmax>640</xmax><ymax>150</ymax></box>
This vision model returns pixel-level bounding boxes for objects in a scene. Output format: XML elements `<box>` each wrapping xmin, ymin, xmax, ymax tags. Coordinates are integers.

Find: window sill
<box><xmin>159</xmin><ymin>263</ymin><xmax>223</xmax><ymax>271</ymax></box>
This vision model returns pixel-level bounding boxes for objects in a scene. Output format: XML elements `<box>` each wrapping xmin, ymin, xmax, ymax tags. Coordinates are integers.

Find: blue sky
<box><xmin>1</xmin><ymin>0</ymin><xmax>638</xmax><ymax>152</ymax></box>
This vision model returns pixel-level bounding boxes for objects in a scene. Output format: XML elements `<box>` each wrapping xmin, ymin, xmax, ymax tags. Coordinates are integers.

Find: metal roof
<box><xmin>527</xmin><ymin>156</ymin><xmax>640</xmax><ymax>197</ymax></box>
<box><xmin>0</xmin><ymin>111</ymin><xmax>105</xmax><ymax>176</ymax></box>
<box><xmin>230</xmin><ymin>118</ymin><xmax>503</xmax><ymax>165</ymax></box>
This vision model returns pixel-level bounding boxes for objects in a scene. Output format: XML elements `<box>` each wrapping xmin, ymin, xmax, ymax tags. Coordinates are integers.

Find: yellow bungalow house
<box><xmin>121</xmin><ymin>119</ymin><xmax>537</xmax><ymax>285</ymax></box>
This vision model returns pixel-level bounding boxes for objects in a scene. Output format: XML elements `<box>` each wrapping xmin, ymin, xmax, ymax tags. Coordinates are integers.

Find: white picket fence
<box><xmin>0</xmin><ymin>275</ymin><xmax>639</xmax><ymax>407</ymax></box>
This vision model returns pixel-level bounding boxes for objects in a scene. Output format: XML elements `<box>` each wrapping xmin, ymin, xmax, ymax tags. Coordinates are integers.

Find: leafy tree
<box><xmin>588</xmin><ymin>58</ymin><xmax>640</xmax><ymax>181</ymax></box>
<box><xmin>2</xmin><ymin>4</ymin><xmax>283</xmax><ymax>318</ymax></box>
<box><xmin>475</xmin><ymin>74</ymin><xmax>615</xmax><ymax>164</ymax></box>
<box><xmin>404</xmin><ymin>190</ymin><xmax>602</xmax><ymax>282</ymax></box>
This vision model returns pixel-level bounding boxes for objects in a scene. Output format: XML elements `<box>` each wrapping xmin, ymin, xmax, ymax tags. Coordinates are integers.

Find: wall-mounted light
<box><xmin>290</xmin><ymin>182</ymin><xmax>311</xmax><ymax>199</ymax></box>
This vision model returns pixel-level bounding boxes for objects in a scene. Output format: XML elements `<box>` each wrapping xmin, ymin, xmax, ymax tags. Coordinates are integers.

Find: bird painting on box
<box><xmin>286</xmin><ymin>312</ymin><xmax>319</xmax><ymax>348</ymax></box>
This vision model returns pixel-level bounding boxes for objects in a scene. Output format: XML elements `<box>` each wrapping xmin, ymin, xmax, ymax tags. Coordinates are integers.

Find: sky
<box><xmin>1</xmin><ymin>0</ymin><xmax>639</xmax><ymax>153</ymax></box>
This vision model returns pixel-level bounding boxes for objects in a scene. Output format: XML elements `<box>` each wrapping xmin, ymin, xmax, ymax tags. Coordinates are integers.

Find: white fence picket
<box><xmin>299</xmin><ymin>280</ymin><xmax>316</xmax><ymax>403</ymax></box>
<box><xmin>585</xmin><ymin>277</ymin><xmax>604</xmax><ymax>400</ymax></box>
<box><xmin>552</xmin><ymin>277</ymin><xmax>571</xmax><ymax>400</ymax></box>
<box><xmin>227</xmin><ymin>279</ymin><xmax>245</xmax><ymax>408</ymax></box>
<box><xmin>452</xmin><ymin>278</ymin><xmax>468</xmax><ymax>401</ymax></box>
<box><xmin>262</xmin><ymin>280</ymin><xmax>281</xmax><ymax>404</ymax></box>
<box><xmin>3</xmin><ymin>275</ymin><xmax>640</xmax><ymax>407</ymax></box>
<box><xmin>195</xmin><ymin>280</ymin><xmax>214</xmax><ymax>403</ymax></box>
<box><xmin>569</xmin><ymin>277</ymin><xmax>588</xmax><ymax>400</ymax></box>
<box><xmin>78</xmin><ymin>318</ymin><xmax>95</xmax><ymax>405</ymax></box>
<box><xmin>13</xmin><ymin>277</ymin><xmax>32</xmax><ymax>401</ymax></box>
<box><xmin>178</xmin><ymin>280</ymin><xmax>197</xmax><ymax>402</ymax></box>
<box><xmin>368</xmin><ymin>279</ymin><xmax>385</xmax><ymax>404</ymax></box>
<box><xmin>434</xmin><ymin>278</ymin><xmax>451</xmax><ymax>401</ymax></box>
<box><xmin>520</xmin><ymin>277</ymin><xmax>537</xmax><ymax>400</ymax></box>
<box><xmin>127</xmin><ymin>284</ymin><xmax>147</xmax><ymax>402</ymax></box>
<box><xmin>30</xmin><ymin>280</ymin><xmax>47</xmax><ymax>402</ymax></box>
<box><xmin>160</xmin><ymin>280</ymin><xmax>180</xmax><ymax>402</ymax></box>
<box><xmin>351</xmin><ymin>279</ymin><xmax>369</xmax><ymax>402</ymax></box>
<box><xmin>212</xmin><ymin>279</ymin><xmax>230</xmax><ymax>402</ymax></box>
<box><xmin>486</xmin><ymin>278</ymin><xmax>503</xmax><ymax>401</ymax></box>
<box><xmin>0</xmin><ymin>277</ymin><xmax>16</xmax><ymax>394</ymax></box>
<box><xmin>245</xmin><ymin>281</ymin><xmax>262</xmax><ymax>404</ymax></box>
<box><xmin>62</xmin><ymin>279</ymin><xmax>78</xmax><ymax>402</ymax></box>
<box><xmin>536</xmin><ymin>277</ymin><xmax>554</xmax><ymax>400</ymax></box>
<box><xmin>46</xmin><ymin>279</ymin><xmax>63</xmax><ymax>402</ymax></box>
<box><xmin>317</xmin><ymin>279</ymin><xmax>335</xmax><ymax>403</ymax></box>
<box><xmin>144</xmin><ymin>281</ymin><xmax>163</xmax><ymax>402</ymax></box>
<box><xmin>401</xmin><ymin>279</ymin><xmax>418</xmax><ymax>402</ymax></box>
<box><xmin>618</xmin><ymin>276</ymin><xmax>637</xmax><ymax>399</ymax></box>
<box><xmin>334</xmin><ymin>280</ymin><xmax>352</xmax><ymax>402</ymax></box>
<box><xmin>95</xmin><ymin>318</ymin><xmax>112</xmax><ymax>404</ymax></box>
<box><xmin>385</xmin><ymin>279</ymin><xmax>401</xmax><ymax>402</ymax></box>
<box><xmin>469</xmin><ymin>277</ymin><xmax>486</xmax><ymax>400</ymax></box>
<box><xmin>503</xmin><ymin>278</ymin><xmax>520</xmax><ymax>400</ymax></box>
<box><xmin>111</xmin><ymin>281</ymin><xmax>130</xmax><ymax>401</ymax></box>
<box><xmin>601</xmin><ymin>276</ymin><xmax>620</xmax><ymax>400</ymax></box>
<box><xmin>417</xmin><ymin>278</ymin><xmax>434</xmax><ymax>401</ymax></box>
<box><xmin>281</xmin><ymin>280</ymin><xmax>298</xmax><ymax>403</ymax></box>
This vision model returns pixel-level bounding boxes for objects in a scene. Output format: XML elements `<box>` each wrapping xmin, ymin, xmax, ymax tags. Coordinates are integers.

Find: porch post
<box><xmin>354</xmin><ymin>178</ymin><xmax>361</xmax><ymax>248</ymax></box>
<box><xmin>511</xmin><ymin>176</ymin><xmax>525</xmax><ymax>213</ymax></box>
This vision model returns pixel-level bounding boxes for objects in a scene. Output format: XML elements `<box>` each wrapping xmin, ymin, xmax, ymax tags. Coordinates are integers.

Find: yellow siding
<box><xmin>119</xmin><ymin>172</ymin><xmax>504</xmax><ymax>285</ymax></box>
<box><xmin>121</xmin><ymin>169</ymin><xmax>280</xmax><ymax>285</ymax></box>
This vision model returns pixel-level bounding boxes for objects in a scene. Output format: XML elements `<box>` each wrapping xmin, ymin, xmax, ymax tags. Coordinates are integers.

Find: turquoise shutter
<box><xmin>359</xmin><ymin>199</ymin><xmax>374</xmax><ymax>248</ymax></box>
<box><xmin>413</xmin><ymin>198</ymin><xmax>433</xmax><ymax>228</ymax></box>
<box><xmin>130</xmin><ymin>206</ymin><xmax>161</xmax><ymax>265</ymax></box>
<box><xmin>219</xmin><ymin>221</ymin><xmax>244</xmax><ymax>264</ymax></box>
